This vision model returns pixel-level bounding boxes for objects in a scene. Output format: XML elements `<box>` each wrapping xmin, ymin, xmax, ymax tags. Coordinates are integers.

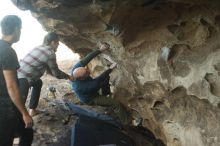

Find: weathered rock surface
<box><xmin>12</xmin><ymin>0</ymin><xmax>220</xmax><ymax>146</ymax></box>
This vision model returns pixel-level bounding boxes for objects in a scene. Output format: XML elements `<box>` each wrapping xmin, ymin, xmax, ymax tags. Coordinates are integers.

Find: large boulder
<box><xmin>12</xmin><ymin>0</ymin><xmax>220</xmax><ymax>146</ymax></box>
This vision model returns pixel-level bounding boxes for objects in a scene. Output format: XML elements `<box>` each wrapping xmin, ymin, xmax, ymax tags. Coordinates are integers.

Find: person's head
<box><xmin>1</xmin><ymin>15</ymin><xmax>22</xmax><ymax>43</ymax></box>
<box><xmin>43</xmin><ymin>32</ymin><xmax>59</xmax><ymax>51</ymax></box>
<box><xmin>72</xmin><ymin>67</ymin><xmax>90</xmax><ymax>80</ymax></box>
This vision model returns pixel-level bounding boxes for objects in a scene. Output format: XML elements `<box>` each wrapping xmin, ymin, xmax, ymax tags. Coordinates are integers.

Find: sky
<box><xmin>0</xmin><ymin>1</ymin><xmax>79</xmax><ymax>61</ymax></box>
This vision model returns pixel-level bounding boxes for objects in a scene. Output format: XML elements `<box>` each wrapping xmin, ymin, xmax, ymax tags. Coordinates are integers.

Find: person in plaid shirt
<box><xmin>18</xmin><ymin>32</ymin><xmax>74</xmax><ymax>116</ymax></box>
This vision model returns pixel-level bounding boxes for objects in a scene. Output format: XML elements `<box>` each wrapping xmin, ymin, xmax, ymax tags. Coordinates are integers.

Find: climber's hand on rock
<box><xmin>99</xmin><ymin>42</ymin><xmax>110</xmax><ymax>52</ymax></box>
<box><xmin>110</xmin><ymin>62</ymin><xmax>117</xmax><ymax>69</ymax></box>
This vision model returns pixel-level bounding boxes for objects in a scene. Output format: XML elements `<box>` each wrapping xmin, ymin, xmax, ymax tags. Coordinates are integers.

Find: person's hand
<box><xmin>99</xmin><ymin>42</ymin><xmax>110</xmax><ymax>52</ymax></box>
<box><xmin>109</xmin><ymin>62</ymin><xmax>117</xmax><ymax>69</ymax></box>
<box><xmin>68</xmin><ymin>75</ymin><xmax>75</xmax><ymax>81</ymax></box>
<box><xmin>22</xmin><ymin>113</ymin><xmax>33</xmax><ymax>128</ymax></box>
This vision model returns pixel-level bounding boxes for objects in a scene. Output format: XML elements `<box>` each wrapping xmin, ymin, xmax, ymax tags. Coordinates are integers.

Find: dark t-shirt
<box><xmin>0</xmin><ymin>40</ymin><xmax>20</xmax><ymax>98</ymax></box>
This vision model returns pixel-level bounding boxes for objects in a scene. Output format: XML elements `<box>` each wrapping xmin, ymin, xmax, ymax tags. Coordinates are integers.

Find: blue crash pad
<box><xmin>71</xmin><ymin>115</ymin><xmax>135</xmax><ymax>146</ymax></box>
<box><xmin>66</xmin><ymin>101</ymin><xmax>122</xmax><ymax>128</ymax></box>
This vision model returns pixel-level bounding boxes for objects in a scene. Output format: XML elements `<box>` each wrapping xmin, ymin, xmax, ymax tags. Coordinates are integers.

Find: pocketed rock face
<box><xmin>12</xmin><ymin>0</ymin><xmax>220</xmax><ymax>146</ymax></box>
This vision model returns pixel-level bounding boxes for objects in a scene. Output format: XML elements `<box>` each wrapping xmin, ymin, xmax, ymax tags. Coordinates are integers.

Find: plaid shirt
<box><xmin>17</xmin><ymin>45</ymin><xmax>69</xmax><ymax>82</ymax></box>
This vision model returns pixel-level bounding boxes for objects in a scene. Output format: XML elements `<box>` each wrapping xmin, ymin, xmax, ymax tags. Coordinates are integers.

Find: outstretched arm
<box><xmin>71</xmin><ymin>42</ymin><xmax>111</xmax><ymax>72</ymax></box>
<box><xmin>93</xmin><ymin>62</ymin><xmax>117</xmax><ymax>86</ymax></box>
<box><xmin>80</xmin><ymin>50</ymin><xmax>101</xmax><ymax>67</ymax></box>
<box><xmin>47</xmin><ymin>54</ymin><xmax>70</xmax><ymax>79</ymax></box>
<box><xmin>80</xmin><ymin>42</ymin><xmax>111</xmax><ymax>66</ymax></box>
